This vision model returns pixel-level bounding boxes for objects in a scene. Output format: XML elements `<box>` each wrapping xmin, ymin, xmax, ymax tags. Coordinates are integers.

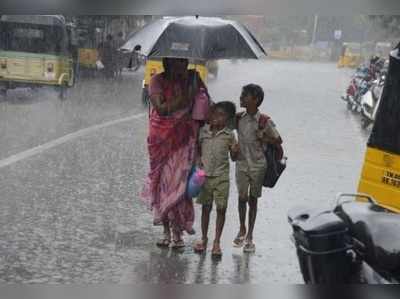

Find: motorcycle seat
<box><xmin>335</xmin><ymin>201</ymin><xmax>400</xmax><ymax>276</ymax></box>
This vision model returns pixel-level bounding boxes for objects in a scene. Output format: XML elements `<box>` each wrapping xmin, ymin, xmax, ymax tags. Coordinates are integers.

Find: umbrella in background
<box><xmin>120</xmin><ymin>16</ymin><xmax>266</xmax><ymax>60</ymax></box>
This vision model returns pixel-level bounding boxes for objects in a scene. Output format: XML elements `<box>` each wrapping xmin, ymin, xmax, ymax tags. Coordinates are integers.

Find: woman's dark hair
<box><xmin>242</xmin><ymin>84</ymin><xmax>264</xmax><ymax>106</ymax></box>
<box><xmin>213</xmin><ymin>101</ymin><xmax>236</xmax><ymax>120</ymax></box>
<box><xmin>162</xmin><ymin>57</ymin><xmax>189</xmax><ymax>75</ymax></box>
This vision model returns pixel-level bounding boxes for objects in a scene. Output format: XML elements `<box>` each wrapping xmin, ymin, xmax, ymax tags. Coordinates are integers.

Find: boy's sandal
<box><xmin>243</xmin><ymin>241</ymin><xmax>256</xmax><ymax>253</ymax></box>
<box><xmin>233</xmin><ymin>235</ymin><xmax>246</xmax><ymax>248</ymax></box>
<box><xmin>171</xmin><ymin>239</ymin><xmax>186</xmax><ymax>249</ymax></box>
<box><xmin>156</xmin><ymin>238</ymin><xmax>171</xmax><ymax>248</ymax></box>
<box><xmin>193</xmin><ymin>238</ymin><xmax>208</xmax><ymax>253</ymax></box>
<box><xmin>211</xmin><ymin>243</ymin><xmax>222</xmax><ymax>258</ymax></box>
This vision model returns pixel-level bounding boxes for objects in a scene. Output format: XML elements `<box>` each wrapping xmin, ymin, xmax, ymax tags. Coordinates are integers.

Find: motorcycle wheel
<box><xmin>58</xmin><ymin>84</ymin><xmax>68</xmax><ymax>101</ymax></box>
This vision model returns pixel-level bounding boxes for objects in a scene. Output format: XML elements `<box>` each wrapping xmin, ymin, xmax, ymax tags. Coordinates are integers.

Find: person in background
<box><xmin>115</xmin><ymin>32</ymin><xmax>125</xmax><ymax>77</ymax></box>
<box><xmin>99</xmin><ymin>34</ymin><xmax>117</xmax><ymax>79</ymax></box>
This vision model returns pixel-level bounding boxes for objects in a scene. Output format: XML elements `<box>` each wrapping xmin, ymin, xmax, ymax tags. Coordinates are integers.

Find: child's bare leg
<box><xmin>238</xmin><ymin>198</ymin><xmax>247</xmax><ymax>236</ymax></box>
<box><xmin>212</xmin><ymin>207</ymin><xmax>226</xmax><ymax>255</ymax></box>
<box><xmin>246</xmin><ymin>197</ymin><xmax>258</xmax><ymax>242</ymax></box>
<box><xmin>194</xmin><ymin>205</ymin><xmax>212</xmax><ymax>252</ymax></box>
<box><xmin>214</xmin><ymin>207</ymin><xmax>227</xmax><ymax>244</ymax></box>
<box><xmin>201</xmin><ymin>204</ymin><xmax>212</xmax><ymax>241</ymax></box>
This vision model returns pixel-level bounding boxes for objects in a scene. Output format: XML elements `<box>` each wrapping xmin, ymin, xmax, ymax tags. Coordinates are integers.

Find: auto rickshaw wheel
<box><xmin>59</xmin><ymin>84</ymin><xmax>68</xmax><ymax>100</ymax></box>
<box><xmin>68</xmin><ymin>65</ymin><xmax>76</xmax><ymax>87</ymax></box>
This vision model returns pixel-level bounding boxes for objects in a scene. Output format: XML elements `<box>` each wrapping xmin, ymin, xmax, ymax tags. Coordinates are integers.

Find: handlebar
<box><xmin>335</xmin><ymin>192</ymin><xmax>378</xmax><ymax>206</ymax></box>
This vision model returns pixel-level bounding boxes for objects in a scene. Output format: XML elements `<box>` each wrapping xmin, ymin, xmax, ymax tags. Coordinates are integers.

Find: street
<box><xmin>0</xmin><ymin>60</ymin><xmax>368</xmax><ymax>283</ymax></box>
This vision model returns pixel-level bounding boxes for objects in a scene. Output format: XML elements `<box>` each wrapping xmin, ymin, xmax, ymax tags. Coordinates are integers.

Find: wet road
<box><xmin>0</xmin><ymin>61</ymin><xmax>369</xmax><ymax>283</ymax></box>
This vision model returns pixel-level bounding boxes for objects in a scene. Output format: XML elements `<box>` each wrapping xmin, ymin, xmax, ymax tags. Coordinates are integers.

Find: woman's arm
<box><xmin>149</xmin><ymin>73</ymin><xmax>188</xmax><ymax>116</ymax></box>
<box><xmin>149</xmin><ymin>93</ymin><xmax>186</xmax><ymax>116</ymax></box>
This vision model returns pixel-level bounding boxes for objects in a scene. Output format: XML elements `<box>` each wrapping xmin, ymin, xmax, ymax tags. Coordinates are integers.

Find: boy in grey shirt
<box><xmin>233</xmin><ymin>84</ymin><xmax>282</xmax><ymax>253</ymax></box>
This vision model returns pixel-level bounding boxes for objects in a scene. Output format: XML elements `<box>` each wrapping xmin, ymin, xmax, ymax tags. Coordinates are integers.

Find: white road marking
<box><xmin>0</xmin><ymin>113</ymin><xmax>146</xmax><ymax>169</ymax></box>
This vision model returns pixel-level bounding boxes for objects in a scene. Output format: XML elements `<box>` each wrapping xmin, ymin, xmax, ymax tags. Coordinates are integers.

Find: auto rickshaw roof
<box><xmin>0</xmin><ymin>15</ymin><xmax>66</xmax><ymax>27</ymax></box>
<box><xmin>343</xmin><ymin>42</ymin><xmax>361</xmax><ymax>50</ymax></box>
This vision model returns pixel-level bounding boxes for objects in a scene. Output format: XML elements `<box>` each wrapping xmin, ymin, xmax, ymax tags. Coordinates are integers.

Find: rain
<box><xmin>0</xmin><ymin>15</ymin><xmax>399</xmax><ymax>284</ymax></box>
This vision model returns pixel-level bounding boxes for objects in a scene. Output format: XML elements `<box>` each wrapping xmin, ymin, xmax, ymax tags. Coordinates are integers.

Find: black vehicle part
<box><xmin>288</xmin><ymin>206</ymin><xmax>356</xmax><ymax>283</ymax></box>
<box><xmin>58</xmin><ymin>84</ymin><xmax>68</xmax><ymax>100</ymax></box>
<box><xmin>335</xmin><ymin>201</ymin><xmax>400</xmax><ymax>282</ymax></box>
<box><xmin>0</xmin><ymin>88</ymin><xmax>7</xmax><ymax>99</ymax></box>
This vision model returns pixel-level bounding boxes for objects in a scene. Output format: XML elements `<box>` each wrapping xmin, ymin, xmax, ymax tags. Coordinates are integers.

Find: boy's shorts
<box><xmin>236</xmin><ymin>168</ymin><xmax>266</xmax><ymax>200</ymax></box>
<box><xmin>197</xmin><ymin>176</ymin><xmax>229</xmax><ymax>209</ymax></box>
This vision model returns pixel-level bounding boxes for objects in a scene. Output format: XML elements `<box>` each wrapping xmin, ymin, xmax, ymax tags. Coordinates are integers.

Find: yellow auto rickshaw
<box><xmin>0</xmin><ymin>15</ymin><xmax>77</xmax><ymax>99</ymax></box>
<box><xmin>141</xmin><ymin>58</ymin><xmax>209</xmax><ymax>105</ymax></box>
<box><xmin>337</xmin><ymin>42</ymin><xmax>362</xmax><ymax>68</ymax></box>
<box><xmin>357</xmin><ymin>55</ymin><xmax>400</xmax><ymax>212</ymax></box>
<box><xmin>289</xmin><ymin>46</ymin><xmax>400</xmax><ymax>284</ymax></box>
<box><xmin>74</xmin><ymin>16</ymin><xmax>105</xmax><ymax>74</ymax></box>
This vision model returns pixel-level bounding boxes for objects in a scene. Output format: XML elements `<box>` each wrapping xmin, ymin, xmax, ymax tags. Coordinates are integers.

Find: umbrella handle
<box><xmin>187</xmin><ymin>70</ymin><xmax>199</xmax><ymax>101</ymax></box>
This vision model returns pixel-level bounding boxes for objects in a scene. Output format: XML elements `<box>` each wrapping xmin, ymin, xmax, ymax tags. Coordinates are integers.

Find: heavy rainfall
<box><xmin>0</xmin><ymin>15</ymin><xmax>399</xmax><ymax>284</ymax></box>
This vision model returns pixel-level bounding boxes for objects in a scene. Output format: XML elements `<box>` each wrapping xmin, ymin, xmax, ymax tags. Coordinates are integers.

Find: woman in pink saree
<box><xmin>142</xmin><ymin>58</ymin><xmax>209</xmax><ymax>248</ymax></box>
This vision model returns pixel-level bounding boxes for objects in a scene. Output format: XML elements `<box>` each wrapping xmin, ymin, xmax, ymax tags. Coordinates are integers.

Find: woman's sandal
<box><xmin>193</xmin><ymin>238</ymin><xmax>208</xmax><ymax>253</ymax></box>
<box><xmin>233</xmin><ymin>234</ymin><xmax>246</xmax><ymax>248</ymax></box>
<box><xmin>171</xmin><ymin>239</ymin><xmax>186</xmax><ymax>249</ymax></box>
<box><xmin>156</xmin><ymin>238</ymin><xmax>171</xmax><ymax>248</ymax></box>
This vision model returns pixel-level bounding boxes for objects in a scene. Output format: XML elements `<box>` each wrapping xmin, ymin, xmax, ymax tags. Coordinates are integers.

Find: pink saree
<box><xmin>141</xmin><ymin>73</ymin><xmax>200</xmax><ymax>235</ymax></box>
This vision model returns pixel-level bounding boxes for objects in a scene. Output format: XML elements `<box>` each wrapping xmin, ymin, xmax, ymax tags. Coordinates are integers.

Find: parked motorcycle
<box><xmin>360</xmin><ymin>73</ymin><xmax>386</xmax><ymax>129</ymax></box>
<box><xmin>288</xmin><ymin>193</ymin><xmax>400</xmax><ymax>284</ymax></box>
<box><xmin>342</xmin><ymin>77</ymin><xmax>371</xmax><ymax>113</ymax></box>
<box><xmin>341</xmin><ymin>66</ymin><xmax>372</xmax><ymax>113</ymax></box>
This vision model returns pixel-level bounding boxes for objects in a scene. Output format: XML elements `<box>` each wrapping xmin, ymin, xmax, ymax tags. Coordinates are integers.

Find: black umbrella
<box><xmin>120</xmin><ymin>16</ymin><xmax>266</xmax><ymax>60</ymax></box>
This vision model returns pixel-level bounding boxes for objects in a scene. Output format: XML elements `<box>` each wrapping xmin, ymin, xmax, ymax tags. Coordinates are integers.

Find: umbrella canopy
<box><xmin>120</xmin><ymin>16</ymin><xmax>266</xmax><ymax>60</ymax></box>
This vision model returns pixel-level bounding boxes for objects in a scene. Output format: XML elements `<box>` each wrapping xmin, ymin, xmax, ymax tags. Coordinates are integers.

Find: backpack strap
<box><xmin>258</xmin><ymin>113</ymin><xmax>284</xmax><ymax>160</ymax></box>
<box><xmin>258</xmin><ymin>113</ymin><xmax>271</xmax><ymax>129</ymax></box>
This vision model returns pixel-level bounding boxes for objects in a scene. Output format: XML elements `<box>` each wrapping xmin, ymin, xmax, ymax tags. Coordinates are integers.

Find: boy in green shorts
<box><xmin>193</xmin><ymin>101</ymin><xmax>239</xmax><ymax>257</ymax></box>
<box><xmin>233</xmin><ymin>84</ymin><xmax>282</xmax><ymax>253</ymax></box>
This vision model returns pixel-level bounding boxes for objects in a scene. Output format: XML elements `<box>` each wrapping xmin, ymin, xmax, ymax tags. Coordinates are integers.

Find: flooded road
<box><xmin>0</xmin><ymin>60</ymin><xmax>369</xmax><ymax>283</ymax></box>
